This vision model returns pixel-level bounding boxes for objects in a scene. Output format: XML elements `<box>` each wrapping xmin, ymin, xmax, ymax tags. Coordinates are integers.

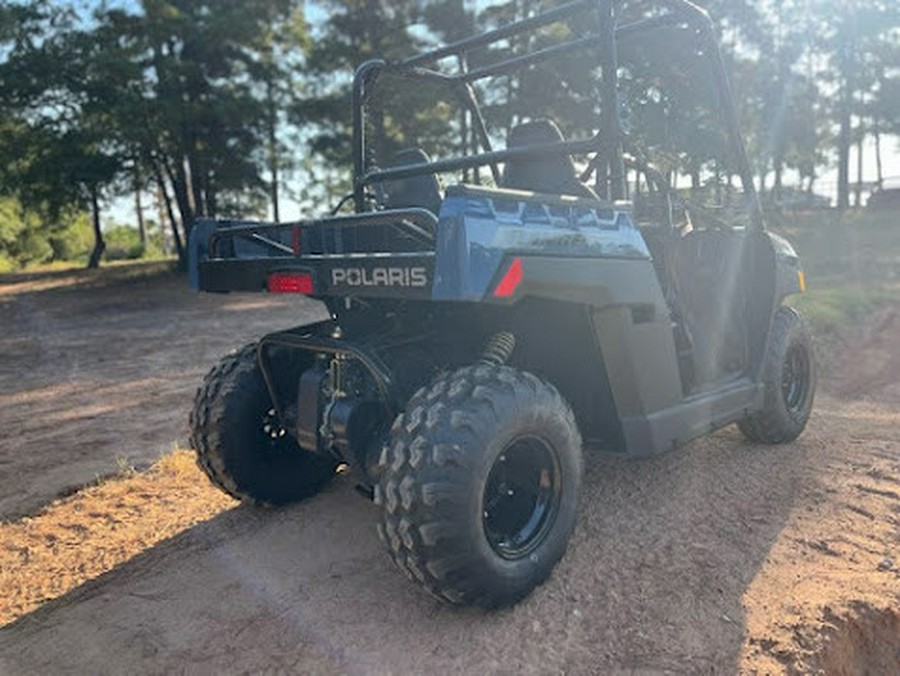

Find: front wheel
<box><xmin>375</xmin><ymin>364</ymin><xmax>583</xmax><ymax>608</ymax></box>
<box><xmin>739</xmin><ymin>306</ymin><xmax>816</xmax><ymax>444</ymax></box>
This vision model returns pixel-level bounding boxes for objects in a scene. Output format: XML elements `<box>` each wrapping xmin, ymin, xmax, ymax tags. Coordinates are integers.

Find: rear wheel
<box><xmin>375</xmin><ymin>364</ymin><xmax>583</xmax><ymax>608</ymax></box>
<box><xmin>739</xmin><ymin>306</ymin><xmax>816</xmax><ymax>444</ymax></box>
<box><xmin>190</xmin><ymin>343</ymin><xmax>337</xmax><ymax>505</ymax></box>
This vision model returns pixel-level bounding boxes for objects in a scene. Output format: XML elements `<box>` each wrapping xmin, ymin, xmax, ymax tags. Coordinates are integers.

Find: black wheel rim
<box><xmin>260</xmin><ymin>407</ymin><xmax>290</xmax><ymax>453</ymax></box>
<box><xmin>482</xmin><ymin>436</ymin><xmax>561</xmax><ymax>560</ymax></box>
<box><xmin>781</xmin><ymin>344</ymin><xmax>810</xmax><ymax>415</ymax></box>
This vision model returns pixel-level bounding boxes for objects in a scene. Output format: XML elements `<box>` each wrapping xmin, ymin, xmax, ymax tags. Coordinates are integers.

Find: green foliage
<box><xmin>0</xmin><ymin>197</ymin><xmax>94</xmax><ymax>269</ymax></box>
<box><xmin>0</xmin><ymin>0</ymin><xmax>312</xmax><ymax>267</ymax></box>
<box><xmin>0</xmin><ymin>197</ymin><xmax>51</xmax><ymax>269</ymax></box>
<box><xmin>48</xmin><ymin>212</ymin><xmax>94</xmax><ymax>263</ymax></box>
<box><xmin>777</xmin><ymin>209</ymin><xmax>900</xmax><ymax>340</ymax></box>
<box><xmin>118</xmin><ymin>0</ymin><xmax>313</xmax><ymax>228</ymax></box>
<box><xmin>103</xmin><ymin>224</ymin><xmax>144</xmax><ymax>261</ymax></box>
<box><xmin>295</xmin><ymin>0</ymin><xmax>423</xmax><ymax>177</ymax></box>
<box><xmin>791</xmin><ymin>286</ymin><xmax>895</xmax><ymax>337</ymax></box>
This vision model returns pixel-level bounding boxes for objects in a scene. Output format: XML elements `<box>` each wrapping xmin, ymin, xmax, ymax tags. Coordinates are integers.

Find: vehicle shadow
<box><xmin>0</xmin><ymin>422</ymin><xmax>818</xmax><ymax>674</ymax></box>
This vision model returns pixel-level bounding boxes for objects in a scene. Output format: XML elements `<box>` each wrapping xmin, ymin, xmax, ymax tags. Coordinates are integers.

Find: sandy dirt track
<box><xmin>1</xmin><ymin>264</ymin><xmax>898</xmax><ymax>674</ymax></box>
<box><xmin>0</xmin><ymin>263</ymin><xmax>325</xmax><ymax>520</ymax></box>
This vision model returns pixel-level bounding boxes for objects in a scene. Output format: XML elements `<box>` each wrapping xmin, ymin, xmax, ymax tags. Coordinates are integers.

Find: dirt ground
<box><xmin>0</xmin><ymin>263</ymin><xmax>326</xmax><ymax>520</ymax></box>
<box><xmin>0</xmin><ymin>263</ymin><xmax>898</xmax><ymax>674</ymax></box>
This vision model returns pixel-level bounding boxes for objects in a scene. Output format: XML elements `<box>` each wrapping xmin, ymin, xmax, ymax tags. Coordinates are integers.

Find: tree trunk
<box><xmin>836</xmin><ymin>79</ymin><xmax>851</xmax><ymax>211</ymax></box>
<box><xmin>714</xmin><ymin>165</ymin><xmax>722</xmax><ymax>204</ymax></box>
<box><xmin>854</xmin><ymin>133</ymin><xmax>863</xmax><ymax>208</ymax></box>
<box><xmin>187</xmin><ymin>154</ymin><xmax>204</xmax><ymax>218</ymax></box>
<box><xmin>153</xmin><ymin>158</ymin><xmax>185</xmax><ymax>264</ymax></box>
<box><xmin>874</xmin><ymin>120</ymin><xmax>883</xmax><ymax>190</ymax></box>
<box><xmin>773</xmin><ymin>157</ymin><xmax>783</xmax><ymax>201</ymax></box>
<box><xmin>205</xmin><ymin>170</ymin><xmax>217</xmax><ymax>218</ymax></box>
<box><xmin>266</xmin><ymin>74</ymin><xmax>280</xmax><ymax>222</ymax></box>
<box><xmin>166</xmin><ymin>157</ymin><xmax>195</xmax><ymax>254</ymax></box>
<box><xmin>154</xmin><ymin>182</ymin><xmax>170</xmax><ymax>255</ymax></box>
<box><xmin>87</xmin><ymin>185</ymin><xmax>106</xmax><ymax>269</ymax></box>
<box><xmin>135</xmin><ymin>166</ymin><xmax>147</xmax><ymax>251</ymax></box>
<box><xmin>690</xmin><ymin>166</ymin><xmax>701</xmax><ymax>195</ymax></box>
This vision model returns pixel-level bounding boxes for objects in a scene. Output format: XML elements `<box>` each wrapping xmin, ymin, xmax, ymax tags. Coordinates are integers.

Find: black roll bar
<box><xmin>400</xmin><ymin>0</ymin><xmax>595</xmax><ymax>68</ymax></box>
<box><xmin>350</xmin><ymin>0</ymin><xmax>763</xmax><ymax>229</ymax></box>
<box><xmin>364</xmin><ymin>137</ymin><xmax>602</xmax><ymax>185</ymax></box>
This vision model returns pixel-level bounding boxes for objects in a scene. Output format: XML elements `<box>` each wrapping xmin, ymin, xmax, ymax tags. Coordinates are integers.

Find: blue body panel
<box><xmin>432</xmin><ymin>186</ymin><xmax>651</xmax><ymax>301</ymax></box>
<box><xmin>191</xmin><ymin>185</ymin><xmax>653</xmax><ymax>301</ymax></box>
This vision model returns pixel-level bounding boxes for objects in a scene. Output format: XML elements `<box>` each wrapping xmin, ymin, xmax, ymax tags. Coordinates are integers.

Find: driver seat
<box><xmin>501</xmin><ymin>119</ymin><xmax>598</xmax><ymax>200</ymax></box>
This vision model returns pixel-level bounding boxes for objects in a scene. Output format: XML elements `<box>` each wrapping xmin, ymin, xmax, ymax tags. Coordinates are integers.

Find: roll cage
<box><xmin>350</xmin><ymin>0</ymin><xmax>763</xmax><ymax>229</ymax></box>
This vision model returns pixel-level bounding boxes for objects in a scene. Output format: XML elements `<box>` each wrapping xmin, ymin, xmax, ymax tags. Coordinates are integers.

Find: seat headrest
<box><xmin>507</xmin><ymin>119</ymin><xmax>566</xmax><ymax>147</ymax></box>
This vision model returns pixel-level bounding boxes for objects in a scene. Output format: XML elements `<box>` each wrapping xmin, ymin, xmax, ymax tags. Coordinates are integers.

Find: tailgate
<box><xmin>189</xmin><ymin>210</ymin><xmax>437</xmax><ymax>299</ymax></box>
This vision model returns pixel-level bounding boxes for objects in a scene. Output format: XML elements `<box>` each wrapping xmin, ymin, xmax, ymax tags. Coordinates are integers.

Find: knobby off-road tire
<box><xmin>189</xmin><ymin>343</ymin><xmax>337</xmax><ymax>505</ymax></box>
<box><xmin>739</xmin><ymin>306</ymin><xmax>816</xmax><ymax>444</ymax></box>
<box><xmin>375</xmin><ymin>364</ymin><xmax>583</xmax><ymax>608</ymax></box>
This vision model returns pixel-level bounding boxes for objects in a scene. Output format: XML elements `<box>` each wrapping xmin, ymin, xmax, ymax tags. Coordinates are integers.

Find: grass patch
<box><xmin>0</xmin><ymin>449</ymin><xmax>234</xmax><ymax>626</ymax></box>
<box><xmin>791</xmin><ymin>287</ymin><xmax>897</xmax><ymax>337</ymax></box>
<box><xmin>772</xmin><ymin>211</ymin><xmax>900</xmax><ymax>290</ymax></box>
<box><xmin>772</xmin><ymin>209</ymin><xmax>900</xmax><ymax>342</ymax></box>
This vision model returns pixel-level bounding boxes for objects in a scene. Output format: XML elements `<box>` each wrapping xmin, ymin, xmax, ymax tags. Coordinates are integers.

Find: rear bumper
<box><xmin>197</xmin><ymin>252</ymin><xmax>435</xmax><ymax>299</ymax></box>
<box><xmin>188</xmin><ymin>209</ymin><xmax>438</xmax><ymax>297</ymax></box>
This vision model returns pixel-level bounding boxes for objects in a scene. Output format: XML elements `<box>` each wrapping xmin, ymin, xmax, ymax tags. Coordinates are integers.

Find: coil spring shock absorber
<box><xmin>480</xmin><ymin>331</ymin><xmax>517</xmax><ymax>366</ymax></box>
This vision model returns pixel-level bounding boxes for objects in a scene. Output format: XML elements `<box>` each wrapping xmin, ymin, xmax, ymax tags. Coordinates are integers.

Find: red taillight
<box><xmin>267</xmin><ymin>272</ymin><xmax>313</xmax><ymax>294</ymax></box>
<box><xmin>493</xmin><ymin>257</ymin><xmax>523</xmax><ymax>298</ymax></box>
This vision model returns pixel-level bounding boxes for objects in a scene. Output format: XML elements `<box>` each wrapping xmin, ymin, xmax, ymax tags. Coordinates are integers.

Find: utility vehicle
<box><xmin>188</xmin><ymin>0</ymin><xmax>816</xmax><ymax>608</ymax></box>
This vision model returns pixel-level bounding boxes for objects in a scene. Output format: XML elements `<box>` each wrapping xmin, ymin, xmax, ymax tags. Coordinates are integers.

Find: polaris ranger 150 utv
<box><xmin>188</xmin><ymin>0</ymin><xmax>816</xmax><ymax>608</ymax></box>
